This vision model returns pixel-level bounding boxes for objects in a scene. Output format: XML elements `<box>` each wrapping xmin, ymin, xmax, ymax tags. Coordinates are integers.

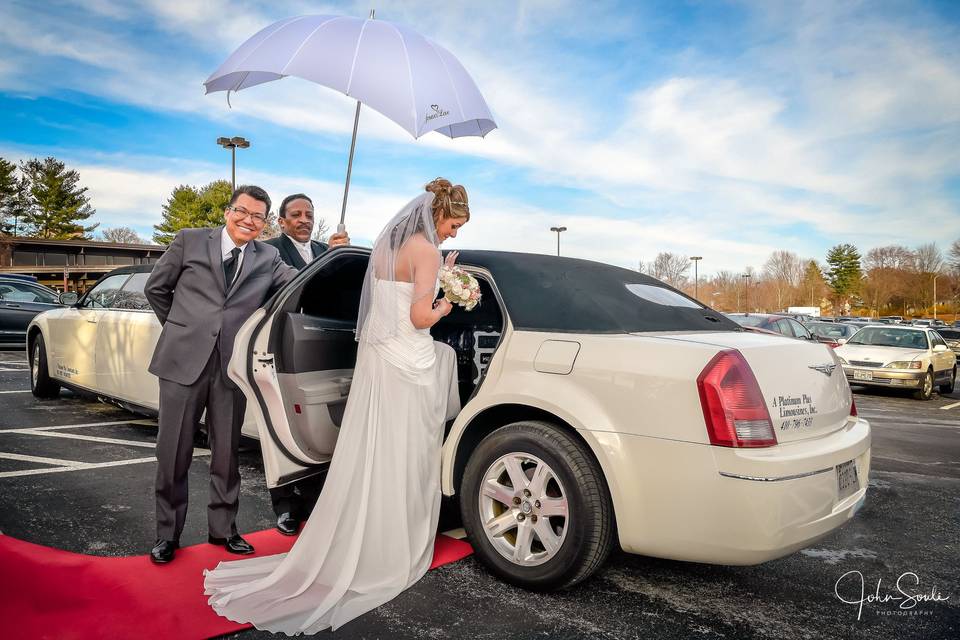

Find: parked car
<box><xmin>937</xmin><ymin>328</ymin><xmax>960</xmax><ymax>356</ymax></box>
<box><xmin>725</xmin><ymin>313</ymin><xmax>817</xmax><ymax>341</ymax></box>
<box><xmin>911</xmin><ymin>318</ymin><xmax>933</xmax><ymax>327</ymax></box>
<box><xmin>880</xmin><ymin>316</ymin><xmax>904</xmax><ymax>324</ymax></box>
<box><xmin>835</xmin><ymin>325</ymin><xmax>957</xmax><ymax>400</ymax></box>
<box><xmin>952</xmin><ymin>320</ymin><xmax>960</xmax><ymax>328</ymax></box>
<box><xmin>0</xmin><ymin>275</ymin><xmax>66</xmax><ymax>347</ymax></box>
<box><xmin>30</xmin><ymin>251</ymin><xmax>871</xmax><ymax>590</ymax></box>
<box><xmin>805</xmin><ymin>321</ymin><xmax>860</xmax><ymax>348</ymax></box>
<box><xmin>24</xmin><ymin>266</ymin><xmax>259</xmax><ymax>433</ymax></box>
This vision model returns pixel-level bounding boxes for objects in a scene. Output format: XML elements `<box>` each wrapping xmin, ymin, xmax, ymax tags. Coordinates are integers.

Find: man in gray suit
<box><xmin>145</xmin><ymin>185</ymin><xmax>296</xmax><ymax>564</ymax></box>
<box><xmin>263</xmin><ymin>193</ymin><xmax>348</xmax><ymax>535</ymax></box>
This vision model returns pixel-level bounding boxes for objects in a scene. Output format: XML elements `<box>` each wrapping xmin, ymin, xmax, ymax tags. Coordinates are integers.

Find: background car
<box><xmin>26</xmin><ymin>266</ymin><xmax>258</xmax><ymax>436</ymax></box>
<box><xmin>0</xmin><ymin>275</ymin><xmax>66</xmax><ymax>348</ymax></box>
<box><xmin>724</xmin><ymin>313</ymin><xmax>816</xmax><ymax>341</ymax></box>
<box><xmin>911</xmin><ymin>318</ymin><xmax>933</xmax><ymax>327</ymax></box>
<box><xmin>937</xmin><ymin>328</ymin><xmax>960</xmax><ymax>356</ymax></box>
<box><xmin>835</xmin><ymin>325</ymin><xmax>957</xmax><ymax>400</ymax></box>
<box><xmin>805</xmin><ymin>321</ymin><xmax>860</xmax><ymax>348</ymax></box>
<box><xmin>229</xmin><ymin>248</ymin><xmax>869</xmax><ymax>591</ymax></box>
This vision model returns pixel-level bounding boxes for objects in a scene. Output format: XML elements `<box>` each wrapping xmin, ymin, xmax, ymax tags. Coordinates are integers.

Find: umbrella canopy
<box><xmin>204</xmin><ymin>14</ymin><xmax>497</xmax><ymax>139</ymax></box>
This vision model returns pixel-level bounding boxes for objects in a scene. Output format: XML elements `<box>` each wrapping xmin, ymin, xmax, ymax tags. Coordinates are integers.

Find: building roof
<box><xmin>0</xmin><ymin>235</ymin><xmax>165</xmax><ymax>252</ymax></box>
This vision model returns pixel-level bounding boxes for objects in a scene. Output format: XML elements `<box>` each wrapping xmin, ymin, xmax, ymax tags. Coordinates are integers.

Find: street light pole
<box><xmin>690</xmin><ymin>256</ymin><xmax>702</xmax><ymax>301</ymax></box>
<box><xmin>741</xmin><ymin>273</ymin><xmax>751</xmax><ymax>312</ymax></box>
<box><xmin>217</xmin><ymin>136</ymin><xmax>251</xmax><ymax>191</ymax></box>
<box><xmin>933</xmin><ymin>273</ymin><xmax>939</xmax><ymax>321</ymax></box>
<box><xmin>549</xmin><ymin>226</ymin><xmax>567</xmax><ymax>256</ymax></box>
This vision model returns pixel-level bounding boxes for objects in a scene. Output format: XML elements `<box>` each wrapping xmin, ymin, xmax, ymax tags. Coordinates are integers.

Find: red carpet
<box><xmin>0</xmin><ymin>529</ymin><xmax>473</xmax><ymax>640</ymax></box>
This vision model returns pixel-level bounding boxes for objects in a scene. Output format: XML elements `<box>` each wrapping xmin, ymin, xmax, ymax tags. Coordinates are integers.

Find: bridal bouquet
<box><xmin>439</xmin><ymin>266</ymin><xmax>481</xmax><ymax>311</ymax></box>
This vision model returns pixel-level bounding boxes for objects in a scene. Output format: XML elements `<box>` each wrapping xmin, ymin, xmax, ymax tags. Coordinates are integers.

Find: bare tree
<box><xmin>862</xmin><ymin>245</ymin><xmax>913</xmax><ymax>317</ymax></box>
<box><xmin>312</xmin><ymin>217</ymin><xmax>331</xmax><ymax>243</ymax></box>
<box><xmin>101</xmin><ymin>226</ymin><xmax>144</xmax><ymax>244</ymax></box>
<box><xmin>763</xmin><ymin>250</ymin><xmax>804</xmax><ymax>310</ymax></box>
<box><xmin>913</xmin><ymin>243</ymin><xmax>943</xmax><ymax>274</ymax></box>
<box><xmin>646</xmin><ymin>252</ymin><xmax>690</xmax><ymax>288</ymax></box>
<box><xmin>947</xmin><ymin>238</ymin><xmax>960</xmax><ymax>275</ymax></box>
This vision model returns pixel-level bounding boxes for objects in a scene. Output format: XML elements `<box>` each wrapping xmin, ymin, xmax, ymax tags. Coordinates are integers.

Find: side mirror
<box><xmin>59</xmin><ymin>292</ymin><xmax>79</xmax><ymax>306</ymax></box>
<box><xmin>932</xmin><ymin>344</ymin><xmax>947</xmax><ymax>353</ymax></box>
<box><xmin>836</xmin><ymin>338</ymin><xmax>847</xmax><ymax>345</ymax></box>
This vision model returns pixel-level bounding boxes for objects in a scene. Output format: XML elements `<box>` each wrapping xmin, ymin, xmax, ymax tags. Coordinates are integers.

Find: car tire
<box><xmin>30</xmin><ymin>334</ymin><xmax>60</xmax><ymax>399</ymax></box>
<box><xmin>460</xmin><ymin>420</ymin><xmax>613</xmax><ymax>591</ymax></box>
<box><xmin>939</xmin><ymin>367</ymin><xmax>956</xmax><ymax>395</ymax></box>
<box><xmin>914</xmin><ymin>369</ymin><xmax>934</xmax><ymax>400</ymax></box>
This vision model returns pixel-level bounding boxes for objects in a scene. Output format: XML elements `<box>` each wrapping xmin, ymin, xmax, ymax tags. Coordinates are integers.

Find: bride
<box><xmin>204</xmin><ymin>178</ymin><xmax>470</xmax><ymax>633</ymax></box>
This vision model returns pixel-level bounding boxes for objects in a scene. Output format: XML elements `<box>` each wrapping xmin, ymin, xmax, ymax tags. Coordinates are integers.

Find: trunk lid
<box><xmin>650</xmin><ymin>331</ymin><xmax>854</xmax><ymax>444</ymax></box>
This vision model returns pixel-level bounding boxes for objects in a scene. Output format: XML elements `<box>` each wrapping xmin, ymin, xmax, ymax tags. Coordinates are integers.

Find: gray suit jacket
<box><xmin>263</xmin><ymin>233</ymin><xmax>328</xmax><ymax>270</ymax></box>
<box><xmin>145</xmin><ymin>226</ymin><xmax>297</xmax><ymax>386</ymax></box>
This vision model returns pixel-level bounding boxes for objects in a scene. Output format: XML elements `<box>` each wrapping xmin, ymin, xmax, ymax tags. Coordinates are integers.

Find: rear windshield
<box><xmin>807</xmin><ymin>322</ymin><xmax>857</xmax><ymax>338</ymax></box>
<box><xmin>847</xmin><ymin>327</ymin><xmax>929</xmax><ymax>349</ymax></box>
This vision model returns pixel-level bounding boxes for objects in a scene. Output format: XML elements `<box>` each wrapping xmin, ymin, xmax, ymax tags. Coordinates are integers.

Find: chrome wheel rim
<box><xmin>478</xmin><ymin>453</ymin><xmax>568</xmax><ymax>567</ymax></box>
<box><xmin>30</xmin><ymin>341</ymin><xmax>39</xmax><ymax>387</ymax></box>
<box><xmin>924</xmin><ymin>373</ymin><xmax>932</xmax><ymax>395</ymax></box>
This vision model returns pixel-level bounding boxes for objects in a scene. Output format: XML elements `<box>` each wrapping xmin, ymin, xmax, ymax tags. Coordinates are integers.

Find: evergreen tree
<box><xmin>825</xmin><ymin>244</ymin><xmax>862</xmax><ymax>310</ymax></box>
<box><xmin>18</xmin><ymin>157</ymin><xmax>98</xmax><ymax>239</ymax></box>
<box><xmin>153</xmin><ymin>180</ymin><xmax>233</xmax><ymax>244</ymax></box>
<box><xmin>0</xmin><ymin>157</ymin><xmax>28</xmax><ymax>235</ymax></box>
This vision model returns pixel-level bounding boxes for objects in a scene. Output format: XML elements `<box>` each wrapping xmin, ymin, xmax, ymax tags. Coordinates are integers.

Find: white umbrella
<box><xmin>204</xmin><ymin>12</ymin><xmax>497</xmax><ymax>230</ymax></box>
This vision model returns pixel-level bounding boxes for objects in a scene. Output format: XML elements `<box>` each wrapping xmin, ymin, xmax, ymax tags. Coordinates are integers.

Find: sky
<box><xmin>1</xmin><ymin>0</ymin><xmax>958</xmax><ymax>276</ymax></box>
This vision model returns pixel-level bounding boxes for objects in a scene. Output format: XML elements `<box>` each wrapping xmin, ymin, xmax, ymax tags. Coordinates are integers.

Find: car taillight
<box><xmin>850</xmin><ymin>397</ymin><xmax>857</xmax><ymax>417</ymax></box>
<box><xmin>697</xmin><ymin>349</ymin><xmax>777</xmax><ymax>448</ymax></box>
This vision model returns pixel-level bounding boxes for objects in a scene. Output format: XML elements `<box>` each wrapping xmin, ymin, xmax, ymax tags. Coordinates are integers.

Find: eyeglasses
<box><xmin>227</xmin><ymin>205</ymin><xmax>268</xmax><ymax>224</ymax></box>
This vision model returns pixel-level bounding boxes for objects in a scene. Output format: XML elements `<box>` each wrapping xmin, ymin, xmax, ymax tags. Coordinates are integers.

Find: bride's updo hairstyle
<box><xmin>425</xmin><ymin>177</ymin><xmax>469</xmax><ymax>226</ymax></box>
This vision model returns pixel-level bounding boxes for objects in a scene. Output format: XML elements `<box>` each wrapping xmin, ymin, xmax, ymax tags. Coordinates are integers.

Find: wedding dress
<box><xmin>204</xmin><ymin>193</ymin><xmax>460</xmax><ymax>634</ymax></box>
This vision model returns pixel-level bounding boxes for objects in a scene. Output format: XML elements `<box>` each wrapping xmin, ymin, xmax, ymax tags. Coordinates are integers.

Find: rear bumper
<box><xmin>842</xmin><ymin>366</ymin><xmax>923</xmax><ymax>388</ymax></box>
<box><xmin>589</xmin><ymin>417</ymin><xmax>871</xmax><ymax>565</ymax></box>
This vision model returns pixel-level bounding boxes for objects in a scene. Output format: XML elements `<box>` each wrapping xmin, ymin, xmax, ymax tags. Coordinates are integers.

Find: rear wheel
<box><xmin>460</xmin><ymin>420</ymin><xmax>613</xmax><ymax>591</ymax></box>
<box><xmin>914</xmin><ymin>369</ymin><xmax>933</xmax><ymax>400</ymax></box>
<box><xmin>30</xmin><ymin>334</ymin><xmax>60</xmax><ymax>399</ymax></box>
<box><xmin>939</xmin><ymin>367</ymin><xmax>956</xmax><ymax>395</ymax></box>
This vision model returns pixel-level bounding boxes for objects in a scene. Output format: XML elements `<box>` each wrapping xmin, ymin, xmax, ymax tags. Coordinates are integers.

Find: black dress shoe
<box><xmin>276</xmin><ymin>512</ymin><xmax>300</xmax><ymax>536</ymax></box>
<box><xmin>150</xmin><ymin>539</ymin><xmax>177</xmax><ymax>564</ymax></box>
<box><xmin>208</xmin><ymin>533</ymin><xmax>255</xmax><ymax>555</ymax></box>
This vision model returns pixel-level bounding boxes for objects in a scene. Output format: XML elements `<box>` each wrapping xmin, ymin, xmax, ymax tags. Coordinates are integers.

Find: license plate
<box><xmin>853</xmin><ymin>370</ymin><xmax>873</xmax><ymax>381</ymax></box>
<box><xmin>837</xmin><ymin>460</ymin><xmax>859</xmax><ymax>500</ymax></box>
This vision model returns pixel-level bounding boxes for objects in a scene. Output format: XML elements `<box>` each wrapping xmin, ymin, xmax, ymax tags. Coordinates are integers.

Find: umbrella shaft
<box><xmin>340</xmin><ymin>100</ymin><xmax>363</xmax><ymax>226</ymax></box>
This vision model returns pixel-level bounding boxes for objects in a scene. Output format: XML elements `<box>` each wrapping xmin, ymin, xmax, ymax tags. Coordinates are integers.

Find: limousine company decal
<box><xmin>771</xmin><ymin>393</ymin><xmax>818</xmax><ymax>431</ymax></box>
<box><xmin>55</xmin><ymin>363</ymin><xmax>79</xmax><ymax>379</ymax></box>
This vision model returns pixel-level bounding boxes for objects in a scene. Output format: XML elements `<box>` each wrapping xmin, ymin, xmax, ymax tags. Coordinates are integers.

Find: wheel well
<box><xmin>452</xmin><ymin>404</ymin><xmax>609</xmax><ymax>493</ymax></box>
<box><xmin>26</xmin><ymin>326</ymin><xmax>41</xmax><ymax>355</ymax></box>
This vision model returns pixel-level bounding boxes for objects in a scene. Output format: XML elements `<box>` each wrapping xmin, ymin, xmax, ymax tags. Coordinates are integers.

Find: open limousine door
<box><xmin>228</xmin><ymin>249</ymin><xmax>369</xmax><ymax>488</ymax></box>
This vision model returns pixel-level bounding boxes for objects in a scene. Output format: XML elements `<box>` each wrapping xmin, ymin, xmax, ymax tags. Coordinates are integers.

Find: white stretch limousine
<box><xmin>29</xmin><ymin>253</ymin><xmax>871</xmax><ymax>591</ymax></box>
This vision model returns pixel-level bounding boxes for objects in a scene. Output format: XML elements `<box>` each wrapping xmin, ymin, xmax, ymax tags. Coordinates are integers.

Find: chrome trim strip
<box><xmin>719</xmin><ymin>467</ymin><xmax>834</xmax><ymax>482</ymax></box>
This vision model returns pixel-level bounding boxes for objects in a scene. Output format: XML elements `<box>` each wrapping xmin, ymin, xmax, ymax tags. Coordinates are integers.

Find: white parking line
<box><xmin>0</xmin><ymin>449</ymin><xmax>210</xmax><ymax>479</ymax></box>
<box><xmin>2</xmin><ymin>419</ymin><xmax>156</xmax><ymax>432</ymax></box>
<box><xmin>941</xmin><ymin>401</ymin><xmax>960</xmax><ymax>410</ymax></box>
<box><xmin>0</xmin><ymin>390</ymin><xmax>30</xmax><ymax>394</ymax></box>
<box><xmin>0</xmin><ymin>452</ymin><xmax>85</xmax><ymax>467</ymax></box>
<box><xmin>3</xmin><ymin>430</ymin><xmax>160</xmax><ymax>449</ymax></box>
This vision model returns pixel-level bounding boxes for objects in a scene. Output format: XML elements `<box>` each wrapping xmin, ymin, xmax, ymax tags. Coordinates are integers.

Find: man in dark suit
<box><xmin>263</xmin><ymin>193</ymin><xmax>349</xmax><ymax>535</ymax></box>
<box><xmin>145</xmin><ymin>185</ymin><xmax>297</xmax><ymax>564</ymax></box>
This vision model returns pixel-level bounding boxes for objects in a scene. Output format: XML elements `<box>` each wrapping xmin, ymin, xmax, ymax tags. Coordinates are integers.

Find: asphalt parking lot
<box><xmin>1</xmin><ymin>348</ymin><xmax>958</xmax><ymax>640</ymax></box>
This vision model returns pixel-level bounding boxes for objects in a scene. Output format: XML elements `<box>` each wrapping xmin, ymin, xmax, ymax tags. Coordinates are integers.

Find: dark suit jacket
<box><xmin>145</xmin><ymin>226</ymin><xmax>297</xmax><ymax>386</ymax></box>
<box><xmin>263</xmin><ymin>234</ymin><xmax>328</xmax><ymax>270</ymax></box>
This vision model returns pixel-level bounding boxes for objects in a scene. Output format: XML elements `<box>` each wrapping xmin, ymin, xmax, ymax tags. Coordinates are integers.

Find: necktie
<box><xmin>223</xmin><ymin>247</ymin><xmax>241</xmax><ymax>290</ymax></box>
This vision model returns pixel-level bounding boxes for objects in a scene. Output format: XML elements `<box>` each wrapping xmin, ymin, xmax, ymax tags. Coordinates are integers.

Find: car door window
<box><xmin>789</xmin><ymin>319</ymin><xmax>812</xmax><ymax>339</ymax></box>
<box><xmin>774</xmin><ymin>319</ymin><xmax>794</xmax><ymax>337</ymax></box>
<box><xmin>930</xmin><ymin>333</ymin><xmax>947</xmax><ymax>348</ymax></box>
<box><xmin>113</xmin><ymin>272</ymin><xmax>152</xmax><ymax>310</ymax></box>
<box><xmin>0</xmin><ymin>282</ymin><xmax>58</xmax><ymax>304</ymax></box>
<box><xmin>82</xmin><ymin>274</ymin><xmax>131</xmax><ymax>309</ymax></box>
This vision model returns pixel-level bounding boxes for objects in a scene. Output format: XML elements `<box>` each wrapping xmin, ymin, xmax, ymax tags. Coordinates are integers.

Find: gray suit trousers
<box><xmin>155</xmin><ymin>344</ymin><xmax>245</xmax><ymax>541</ymax></box>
